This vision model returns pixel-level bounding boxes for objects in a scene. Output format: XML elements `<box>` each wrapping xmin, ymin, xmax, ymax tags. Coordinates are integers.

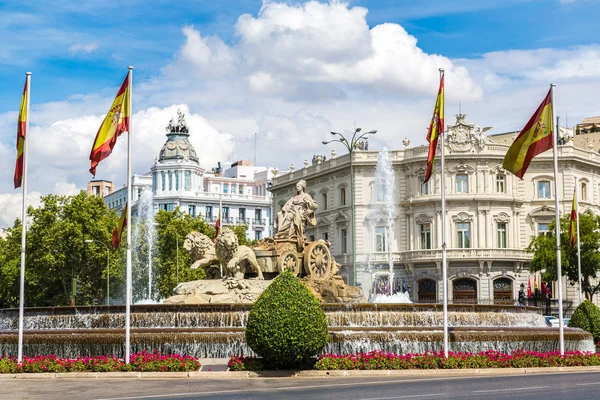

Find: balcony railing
<box><xmin>367</xmin><ymin>248</ymin><xmax>533</xmax><ymax>262</ymax></box>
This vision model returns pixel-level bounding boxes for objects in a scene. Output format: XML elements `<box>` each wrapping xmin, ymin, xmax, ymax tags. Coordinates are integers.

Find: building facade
<box><xmin>99</xmin><ymin>111</ymin><xmax>275</xmax><ymax>240</ymax></box>
<box><xmin>269</xmin><ymin>114</ymin><xmax>600</xmax><ymax>311</ymax></box>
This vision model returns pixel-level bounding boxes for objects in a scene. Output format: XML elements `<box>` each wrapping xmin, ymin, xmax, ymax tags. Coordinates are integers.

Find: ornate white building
<box><xmin>269</xmin><ymin>114</ymin><xmax>600</xmax><ymax>311</ymax></box>
<box><xmin>101</xmin><ymin>111</ymin><xmax>275</xmax><ymax>240</ymax></box>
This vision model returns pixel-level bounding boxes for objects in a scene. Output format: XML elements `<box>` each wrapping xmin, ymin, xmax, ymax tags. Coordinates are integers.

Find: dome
<box><xmin>158</xmin><ymin>110</ymin><xmax>199</xmax><ymax>163</ymax></box>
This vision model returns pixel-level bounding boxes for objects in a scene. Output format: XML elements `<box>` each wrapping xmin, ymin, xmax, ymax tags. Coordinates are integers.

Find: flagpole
<box><xmin>550</xmin><ymin>83</ymin><xmax>564</xmax><ymax>355</ymax></box>
<box><xmin>17</xmin><ymin>72</ymin><xmax>31</xmax><ymax>363</ymax></box>
<box><xmin>438</xmin><ymin>68</ymin><xmax>448</xmax><ymax>358</ymax></box>
<box><xmin>125</xmin><ymin>66</ymin><xmax>133</xmax><ymax>364</ymax></box>
<box><xmin>575</xmin><ymin>176</ymin><xmax>582</xmax><ymax>304</ymax></box>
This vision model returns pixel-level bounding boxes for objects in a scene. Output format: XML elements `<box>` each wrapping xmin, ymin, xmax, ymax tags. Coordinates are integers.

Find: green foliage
<box><xmin>569</xmin><ymin>300</ymin><xmax>600</xmax><ymax>339</ymax></box>
<box><xmin>0</xmin><ymin>191</ymin><xmax>123</xmax><ymax>308</ymax></box>
<box><xmin>527</xmin><ymin>211</ymin><xmax>600</xmax><ymax>301</ymax></box>
<box><xmin>245</xmin><ymin>269</ymin><xmax>328</xmax><ymax>369</ymax></box>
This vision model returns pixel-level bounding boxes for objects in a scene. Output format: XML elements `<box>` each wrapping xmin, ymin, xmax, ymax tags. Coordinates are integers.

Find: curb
<box><xmin>0</xmin><ymin>366</ymin><xmax>599</xmax><ymax>379</ymax></box>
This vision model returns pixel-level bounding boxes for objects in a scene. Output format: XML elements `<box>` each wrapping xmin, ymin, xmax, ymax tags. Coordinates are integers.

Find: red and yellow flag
<box><xmin>213</xmin><ymin>210</ymin><xmax>221</xmax><ymax>242</ymax></box>
<box><xmin>569</xmin><ymin>185</ymin><xmax>577</xmax><ymax>247</ymax></box>
<box><xmin>527</xmin><ymin>277</ymin><xmax>532</xmax><ymax>297</ymax></box>
<box><xmin>503</xmin><ymin>88</ymin><xmax>553</xmax><ymax>179</ymax></box>
<box><xmin>14</xmin><ymin>78</ymin><xmax>28</xmax><ymax>188</ymax></box>
<box><xmin>112</xmin><ymin>202</ymin><xmax>128</xmax><ymax>249</ymax></box>
<box><xmin>534</xmin><ymin>275</ymin><xmax>538</xmax><ymax>291</ymax></box>
<box><xmin>425</xmin><ymin>72</ymin><xmax>444</xmax><ymax>183</ymax></box>
<box><xmin>89</xmin><ymin>74</ymin><xmax>130</xmax><ymax>176</ymax></box>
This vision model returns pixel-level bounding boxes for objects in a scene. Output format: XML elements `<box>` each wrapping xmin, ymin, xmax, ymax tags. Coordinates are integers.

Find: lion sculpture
<box><xmin>183</xmin><ymin>231</ymin><xmax>221</xmax><ymax>279</ymax></box>
<box><xmin>215</xmin><ymin>227</ymin><xmax>264</xmax><ymax>280</ymax></box>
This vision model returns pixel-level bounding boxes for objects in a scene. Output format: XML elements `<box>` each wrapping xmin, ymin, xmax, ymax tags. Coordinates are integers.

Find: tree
<box><xmin>527</xmin><ymin>211</ymin><xmax>600</xmax><ymax>301</ymax></box>
<box><xmin>0</xmin><ymin>191</ymin><xmax>124</xmax><ymax>307</ymax></box>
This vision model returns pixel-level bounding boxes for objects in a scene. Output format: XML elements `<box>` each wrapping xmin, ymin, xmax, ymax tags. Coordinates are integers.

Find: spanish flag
<box><xmin>569</xmin><ymin>185</ymin><xmax>577</xmax><ymax>247</ymax></box>
<box><xmin>14</xmin><ymin>78</ymin><xmax>28</xmax><ymax>188</ymax></box>
<box><xmin>112</xmin><ymin>202</ymin><xmax>128</xmax><ymax>249</ymax></box>
<box><xmin>527</xmin><ymin>277</ymin><xmax>532</xmax><ymax>297</ymax></box>
<box><xmin>425</xmin><ymin>72</ymin><xmax>444</xmax><ymax>183</ymax></box>
<box><xmin>503</xmin><ymin>88</ymin><xmax>553</xmax><ymax>179</ymax></box>
<box><xmin>89</xmin><ymin>73</ymin><xmax>131</xmax><ymax>176</ymax></box>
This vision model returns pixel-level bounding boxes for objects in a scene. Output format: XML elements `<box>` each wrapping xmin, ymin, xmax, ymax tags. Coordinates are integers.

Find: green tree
<box><xmin>527</xmin><ymin>211</ymin><xmax>600</xmax><ymax>301</ymax></box>
<box><xmin>0</xmin><ymin>191</ymin><xmax>124</xmax><ymax>307</ymax></box>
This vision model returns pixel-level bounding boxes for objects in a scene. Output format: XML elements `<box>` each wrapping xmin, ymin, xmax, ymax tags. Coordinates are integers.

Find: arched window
<box><xmin>453</xmin><ymin>278</ymin><xmax>477</xmax><ymax>304</ymax></box>
<box><xmin>493</xmin><ymin>278</ymin><xmax>513</xmax><ymax>305</ymax></box>
<box><xmin>418</xmin><ymin>279</ymin><xmax>436</xmax><ymax>303</ymax></box>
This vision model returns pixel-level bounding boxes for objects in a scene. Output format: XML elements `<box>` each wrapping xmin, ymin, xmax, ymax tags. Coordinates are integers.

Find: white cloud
<box><xmin>68</xmin><ymin>42</ymin><xmax>98</xmax><ymax>54</ymax></box>
<box><xmin>0</xmin><ymin>192</ymin><xmax>42</xmax><ymax>227</ymax></box>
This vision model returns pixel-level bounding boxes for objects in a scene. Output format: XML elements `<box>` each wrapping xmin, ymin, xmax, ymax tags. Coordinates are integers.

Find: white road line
<box><xmin>473</xmin><ymin>386</ymin><xmax>548</xmax><ymax>394</ymax></box>
<box><xmin>576</xmin><ymin>382</ymin><xmax>600</xmax><ymax>386</ymax></box>
<box><xmin>358</xmin><ymin>394</ymin><xmax>446</xmax><ymax>400</ymax></box>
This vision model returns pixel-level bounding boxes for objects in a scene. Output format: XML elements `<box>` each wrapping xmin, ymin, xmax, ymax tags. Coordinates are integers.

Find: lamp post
<box><xmin>323</xmin><ymin>127</ymin><xmax>377</xmax><ymax>286</ymax></box>
<box><xmin>85</xmin><ymin>239</ymin><xmax>110</xmax><ymax>305</ymax></box>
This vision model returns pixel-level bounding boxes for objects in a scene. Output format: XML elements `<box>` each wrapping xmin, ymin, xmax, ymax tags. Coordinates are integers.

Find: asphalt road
<box><xmin>2</xmin><ymin>372</ymin><xmax>600</xmax><ymax>400</ymax></box>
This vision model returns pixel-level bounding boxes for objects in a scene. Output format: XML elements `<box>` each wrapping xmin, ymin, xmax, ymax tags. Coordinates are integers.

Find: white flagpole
<box><xmin>550</xmin><ymin>84</ymin><xmax>564</xmax><ymax>355</ymax></box>
<box><xmin>219</xmin><ymin>193</ymin><xmax>223</xmax><ymax>277</ymax></box>
<box><xmin>439</xmin><ymin>68</ymin><xmax>449</xmax><ymax>358</ymax></box>
<box><xmin>125</xmin><ymin>66</ymin><xmax>133</xmax><ymax>364</ymax></box>
<box><xmin>575</xmin><ymin>178</ymin><xmax>582</xmax><ymax>304</ymax></box>
<box><xmin>17</xmin><ymin>72</ymin><xmax>31</xmax><ymax>363</ymax></box>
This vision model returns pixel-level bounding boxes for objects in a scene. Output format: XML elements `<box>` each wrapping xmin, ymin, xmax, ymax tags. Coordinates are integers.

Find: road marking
<box><xmin>473</xmin><ymin>386</ymin><xmax>548</xmax><ymax>394</ymax></box>
<box><xmin>358</xmin><ymin>394</ymin><xmax>446</xmax><ymax>400</ymax></box>
<box><xmin>576</xmin><ymin>382</ymin><xmax>600</xmax><ymax>386</ymax></box>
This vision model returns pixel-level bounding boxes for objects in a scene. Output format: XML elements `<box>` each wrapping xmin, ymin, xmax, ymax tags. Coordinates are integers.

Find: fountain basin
<box><xmin>0</xmin><ymin>304</ymin><xmax>592</xmax><ymax>358</ymax></box>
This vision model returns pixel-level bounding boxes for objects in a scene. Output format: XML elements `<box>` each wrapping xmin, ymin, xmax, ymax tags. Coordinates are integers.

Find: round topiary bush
<box><xmin>569</xmin><ymin>300</ymin><xmax>600</xmax><ymax>339</ymax></box>
<box><xmin>245</xmin><ymin>269</ymin><xmax>328</xmax><ymax>369</ymax></box>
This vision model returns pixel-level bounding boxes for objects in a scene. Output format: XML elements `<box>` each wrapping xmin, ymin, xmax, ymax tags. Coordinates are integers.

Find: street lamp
<box><xmin>85</xmin><ymin>239</ymin><xmax>110</xmax><ymax>305</ymax></box>
<box><xmin>323</xmin><ymin>127</ymin><xmax>377</xmax><ymax>286</ymax></box>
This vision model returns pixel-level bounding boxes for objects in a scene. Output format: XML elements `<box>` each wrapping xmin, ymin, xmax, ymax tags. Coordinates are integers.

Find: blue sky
<box><xmin>0</xmin><ymin>0</ymin><xmax>599</xmax><ymax>226</ymax></box>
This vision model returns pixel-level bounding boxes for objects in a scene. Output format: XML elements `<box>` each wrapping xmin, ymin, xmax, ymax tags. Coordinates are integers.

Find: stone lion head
<box><xmin>183</xmin><ymin>231</ymin><xmax>214</xmax><ymax>259</ymax></box>
<box><xmin>215</xmin><ymin>227</ymin><xmax>238</xmax><ymax>262</ymax></box>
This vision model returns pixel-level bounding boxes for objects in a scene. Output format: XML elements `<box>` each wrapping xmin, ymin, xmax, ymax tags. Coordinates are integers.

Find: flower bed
<box><xmin>0</xmin><ymin>351</ymin><xmax>200</xmax><ymax>374</ymax></box>
<box><xmin>228</xmin><ymin>350</ymin><xmax>600</xmax><ymax>371</ymax></box>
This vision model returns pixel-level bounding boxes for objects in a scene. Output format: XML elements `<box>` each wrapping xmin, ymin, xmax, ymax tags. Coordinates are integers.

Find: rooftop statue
<box><xmin>275</xmin><ymin>179</ymin><xmax>318</xmax><ymax>251</ymax></box>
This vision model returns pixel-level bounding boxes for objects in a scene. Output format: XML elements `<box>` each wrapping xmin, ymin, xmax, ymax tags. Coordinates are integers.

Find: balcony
<box><xmin>368</xmin><ymin>248</ymin><xmax>532</xmax><ymax>263</ymax></box>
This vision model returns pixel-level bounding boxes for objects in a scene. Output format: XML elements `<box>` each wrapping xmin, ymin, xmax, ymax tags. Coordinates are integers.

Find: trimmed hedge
<box><xmin>245</xmin><ymin>269</ymin><xmax>328</xmax><ymax>369</ymax></box>
<box><xmin>0</xmin><ymin>351</ymin><xmax>200</xmax><ymax>373</ymax></box>
<box><xmin>569</xmin><ymin>300</ymin><xmax>600</xmax><ymax>339</ymax></box>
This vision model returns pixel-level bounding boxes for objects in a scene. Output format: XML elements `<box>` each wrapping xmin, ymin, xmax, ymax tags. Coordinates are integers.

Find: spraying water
<box><xmin>370</xmin><ymin>147</ymin><xmax>411</xmax><ymax>303</ymax></box>
<box><xmin>133</xmin><ymin>188</ymin><xmax>157</xmax><ymax>303</ymax></box>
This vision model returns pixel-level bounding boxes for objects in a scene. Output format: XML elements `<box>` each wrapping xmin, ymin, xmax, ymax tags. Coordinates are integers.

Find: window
<box><xmin>223</xmin><ymin>183</ymin><xmax>228</xmax><ymax>193</ymax></box>
<box><xmin>161</xmin><ymin>172</ymin><xmax>165</xmax><ymax>191</ymax></box>
<box><xmin>166</xmin><ymin>203</ymin><xmax>175</xmax><ymax>212</ymax></box>
<box><xmin>538</xmin><ymin>223</ymin><xmax>550</xmax><ymax>236</ymax></box>
<box><xmin>159</xmin><ymin>204</ymin><xmax>168</xmax><ymax>211</ymax></box>
<box><xmin>322</xmin><ymin>192</ymin><xmax>328</xmax><ymax>210</ymax></box>
<box><xmin>152</xmin><ymin>173</ymin><xmax>157</xmax><ymax>192</ymax></box>
<box><xmin>239</xmin><ymin>208</ymin><xmax>246</xmax><ymax>222</ymax></box>
<box><xmin>420</xmin><ymin>223</ymin><xmax>431</xmax><ymax>249</ymax></box>
<box><xmin>538</xmin><ymin>181</ymin><xmax>550</xmax><ymax>199</ymax></box>
<box><xmin>175</xmin><ymin>171</ymin><xmax>179</xmax><ymax>191</ymax></box>
<box><xmin>255</xmin><ymin>230</ymin><xmax>262</xmax><ymax>240</ymax></box>
<box><xmin>581</xmin><ymin>182</ymin><xmax>588</xmax><ymax>201</ymax></box>
<box><xmin>457</xmin><ymin>223</ymin><xmax>471</xmax><ymax>248</ymax></box>
<box><xmin>222</xmin><ymin>207</ymin><xmax>229</xmax><ymax>220</ymax></box>
<box><xmin>497</xmin><ymin>222</ymin><xmax>507</xmax><ymax>248</ymax></box>
<box><xmin>168</xmin><ymin>171</ymin><xmax>173</xmax><ymax>191</ymax></box>
<box><xmin>188</xmin><ymin>205</ymin><xmax>196</xmax><ymax>217</ymax></box>
<box><xmin>340</xmin><ymin>187</ymin><xmax>346</xmax><ymax>206</ymax></box>
<box><xmin>309</xmin><ymin>235</ymin><xmax>315</xmax><ymax>242</ymax></box>
<box><xmin>375</xmin><ymin>226</ymin><xmax>387</xmax><ymax>252</ymax></box>
<box><xmin>205</xmin><ymin>206</ymin><xmax>213</xmax><ymax>220</ymax></box>
<box><xmin>496</xmin><ymin>174</ymin><xmax>505</xmax><ymax>193</ymax></box>
<box><xmin>341</xmin><ymin>228</ymin><xmax>348</xmax><ymax>253</ymax></box>
<box><xmin>239</xmin><ymin>185</ymin><xmax>244</xmax><ymax>194</ymax></box>
<box><xmin>255</xmin><ymin>209</ymin><xmax>262</xmax><ymax>222</ymax></box>
<box><xmin>185</xmin><ymin>171</ymin><xmax>191</xmax><ymax>191</ymax></box>
<box><xmin>322</xmin><ymin>232</ymin><xmax>328</xmax><ymax>241</ymax></box>
<box><xmin>420</xmin><ymin>177</ymin><xmax>429</xmax><ymax>195</ymax></box>
<box><xmin>456</xmin><ymin>175</ymin><xmax>468</xmax><ymax>193</ymax></box>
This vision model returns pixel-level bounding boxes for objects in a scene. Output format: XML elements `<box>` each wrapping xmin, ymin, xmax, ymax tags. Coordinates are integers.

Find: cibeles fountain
<box><xmin>0</xmin><ymin>153</ymin><xmax>594</xmax><ymax>358</ymax></box>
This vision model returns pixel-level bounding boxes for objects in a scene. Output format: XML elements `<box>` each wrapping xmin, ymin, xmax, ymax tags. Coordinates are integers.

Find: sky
<box><xmin>1</xmin><ymin>0</ymin><xmax>599</xmax><ymax>227</ymax></box>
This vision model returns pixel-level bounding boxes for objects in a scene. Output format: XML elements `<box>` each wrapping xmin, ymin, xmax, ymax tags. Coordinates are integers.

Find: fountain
<box><xmin>367</xmin><ymin>147</ymin><xmax>411</xmax><ymax>303</ymax></box>
<box><xmin>133</xmin><ymin>188</ymin><xmax>158</xmax><ymax>303</ymax></box>
<box><xmin>0</xmin><ymin>177</ymin><xmax>594</xmax><ymax>359</ymax></box>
